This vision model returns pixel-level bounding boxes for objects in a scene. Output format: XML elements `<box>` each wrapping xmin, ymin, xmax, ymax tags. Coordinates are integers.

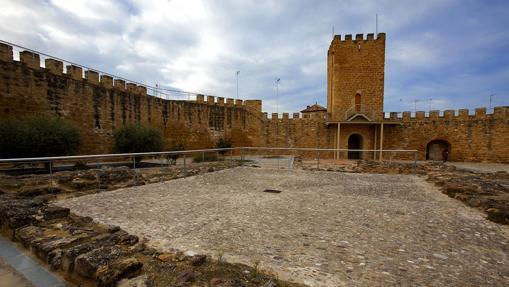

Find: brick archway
<box><xmin>426</xmin><ymin>139</ymin><xmax>450</xmax><ymax>161</ymax></box>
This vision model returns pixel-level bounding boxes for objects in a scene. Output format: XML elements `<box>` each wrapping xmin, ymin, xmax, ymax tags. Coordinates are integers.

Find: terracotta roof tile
<box><xmin>300</xmin><ymin>104</ymin><xmax>327</xmax><ymax>113</ymax></box>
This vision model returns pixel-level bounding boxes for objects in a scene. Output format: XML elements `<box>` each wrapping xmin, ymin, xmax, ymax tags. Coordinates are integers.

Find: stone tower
<box><xmin>327</xmin><ymin>33</ymin><xmax>385</xmax><ymax>121</ymax></box>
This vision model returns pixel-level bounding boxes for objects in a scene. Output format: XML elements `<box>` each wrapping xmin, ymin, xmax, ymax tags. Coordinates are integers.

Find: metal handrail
<box><xmin>0</xmin><ymin>39</ymin><xmax>204</xmax><ymax>100</ymax></box>
<box><xmin>0</xmin><ymin>147</ymin><xmax>417</xmax><ymax>163</ymax></box>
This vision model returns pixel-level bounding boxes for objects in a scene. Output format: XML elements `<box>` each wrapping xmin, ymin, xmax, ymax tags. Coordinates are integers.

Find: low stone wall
<box><xmin>0</xmin><ymin>161</ymin><xmax>239</xmax><ymax>199</ymax></box>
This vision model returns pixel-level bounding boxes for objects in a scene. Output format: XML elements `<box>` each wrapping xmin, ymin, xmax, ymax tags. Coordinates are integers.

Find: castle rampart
<box><xmin>0</xmin><ymin>44</ymin><xmax>265</xmax><ymax>154</ymax></box>
<box><xmin>0</xmin><ymin>41</ymin><xmax>507</xmax><ymax>162</ymax></box>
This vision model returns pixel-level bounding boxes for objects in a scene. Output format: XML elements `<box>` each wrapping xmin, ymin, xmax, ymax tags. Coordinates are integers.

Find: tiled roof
<box><xmin>300</xmin><ymin>104</ymin><xmax>327</xmax><ymax>113</ymax></box>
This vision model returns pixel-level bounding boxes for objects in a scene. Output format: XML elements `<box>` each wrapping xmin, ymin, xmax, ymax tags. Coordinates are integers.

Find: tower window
<box><xmin>355</xmin><ymin>93</ymin><xmax>361</xmax><ymax>112</ymax></box>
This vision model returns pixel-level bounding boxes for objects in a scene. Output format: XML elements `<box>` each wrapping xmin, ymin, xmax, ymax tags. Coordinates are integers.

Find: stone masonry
<box><xmin>0</xmin><ymin>34</ymin><xmax>508</xmax><ymax>162</ymax></box>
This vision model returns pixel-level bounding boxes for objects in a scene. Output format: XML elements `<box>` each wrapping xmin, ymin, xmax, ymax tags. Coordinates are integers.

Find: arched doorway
<box><xmin>426</xmin><ymin>140</ymin><xmax>451</xmax><ymax>161</ymax></box>
<box><xmin>348</xmin><ymin>134</ymin><xmax>363</xmax><ymax>159</ymax></box>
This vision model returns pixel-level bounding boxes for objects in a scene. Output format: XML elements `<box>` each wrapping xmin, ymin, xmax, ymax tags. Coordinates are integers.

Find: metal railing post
<box><xmin>413</xmin><ymin>152</ymin><xmax>417</xmax><ymax>175</ymax></box>
<box><xmin>133</xmin><ymin>155</ymin><xmax>137</xmax><ymax>184</ymax></box>
<box><xmin>97</xmin><ymin>162</ymin><xmax>101</xmax><ymax>190</ymax></box>
<box><xmin>48</xmin><ymin>160</ymin><xmax>53</xmax><ymax>193</ymax></box>
<box><xmin>202</xmin><ymin>151</ymin><xmax>205</xmax><ymax>163</ymax></box>
<box><xmin>230</xmin><ymin>149</ymin><xmax>233</xmax><ymax>167</ymax></box>
<box><xmin>317</xmin><ymin>150</ymin><xmax>320</xmax><ymax>169</ymax></box>
<box><xmin>160</xmin><ymin>155</ymin><xmax>164</xmax><ymax>183</ymax></box>
<box><xmin>183</xmin><ymin>154</ymin><xmax>187</xmax><ymax>177</ymax></box>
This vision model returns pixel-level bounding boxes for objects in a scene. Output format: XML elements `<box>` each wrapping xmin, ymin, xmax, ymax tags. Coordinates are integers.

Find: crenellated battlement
<box><xmin>1</xmin><ymin>39</ymin><xmax>507</xmax><ymax>162</ymax></box>
<box><xmin>384</xmin><ymin>106</ymin><xmax>509</xmax><ymax>122</ymax></box>
<box><xmin>330</xmin><ymin>32</ymin><xmax>385</xmax><ymax>50</ymax></box>
<box><xmin>0</xmin><ymin>44</ymin><xmax>152</xmax><ymax>97</ymax></box>
<box><xmin>265</xmin><ymin>111</ymin><xmax>325</xmax><ymax>121</ymax></box>
<box><xmin>193</xmin><ymin>94</ymin><xmax>262</xmax><ymax>113</ymax></box>
<box><xmin>0</xmin><ymin>43</ymin><xmax>264</xmax><ymax>108</ymax></box>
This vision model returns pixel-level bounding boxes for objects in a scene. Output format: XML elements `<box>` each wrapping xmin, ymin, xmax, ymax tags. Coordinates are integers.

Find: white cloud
<box><xmin>0</xmin><ymin>0</ymin><xmax>507</xmax><ymax>114</ymax></box>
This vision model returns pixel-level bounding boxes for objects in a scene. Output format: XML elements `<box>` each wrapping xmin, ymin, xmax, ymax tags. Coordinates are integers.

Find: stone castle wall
<box><xmin>0</xmin><ymin>44</ymin><xmax>265</xmax><ymax>154</ymax></box>
<box><xmin>263</xmin><ymin>108</ymin><xmax>509</xmax><ymax>162</ymax></box>
<box><xmin>382</xmin><ymin>109</ymin><xmax>509</xmax><ymax>162</ymax></box>
<box><xmin>0</xmin><ymin>43</ymin><xmax>508</xmax><ymax>162</ymax></box>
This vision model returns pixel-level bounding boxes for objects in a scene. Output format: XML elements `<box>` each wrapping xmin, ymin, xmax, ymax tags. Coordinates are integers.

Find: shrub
<box><xmin>167</xmin><ymin>143</ymin><xmax>185</xmax><ymax>165</ymax></box>
<box><xmin>113</xmin><ymin>124</ymin><xmax>163</xmax><ymax>153</ymax></box>
<box><xmin>193</xmin><ymin>152</ymin><xmax>218</xmax><ymax>163</ymax></box>
<box><xmin>0</xmin><ymin>116</ymin><xmax>81</xmax><ymax>158</ymax></box>
<box><xmin>216</xmin><ymin>138</ymin><xmax>232</xmax><ymax>155</ymax></box>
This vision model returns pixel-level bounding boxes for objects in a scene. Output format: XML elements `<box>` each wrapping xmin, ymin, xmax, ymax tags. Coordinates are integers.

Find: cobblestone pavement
<box><xmin>58</xmin><ymin>167</ymin><xmax>509</xmax><ymax>286</ymax></box>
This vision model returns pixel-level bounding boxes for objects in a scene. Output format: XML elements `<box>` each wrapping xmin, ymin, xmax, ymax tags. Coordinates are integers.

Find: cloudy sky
<box><xmin>0</xmin><ymin>0</ymin><xmax>508</xmax><ymax>113</ymax></box>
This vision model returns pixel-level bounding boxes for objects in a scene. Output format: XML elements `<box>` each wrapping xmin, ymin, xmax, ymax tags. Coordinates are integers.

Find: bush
<box><xmin>216</xmin><ymin>138</ymin><xmax>232</xmax><ymax>155</ymax></box>
<box><xmin>167</xmin><ymin>143</ymin><xmax>185</xmax><ymax>165</ymax></box>
<box><xmin>0</xmin><ymin>116</ymin><xmax>81</xmax><ymax>158</ymax></box>
<box><xmin>193</xmin><ymin>152</ymin><xmax>218</xmax><ymax>163</ymax></box>
<box><xmin>113</xmin><ymin>124</ymin><xmax>163</xmax><ymax>153</ymax></box>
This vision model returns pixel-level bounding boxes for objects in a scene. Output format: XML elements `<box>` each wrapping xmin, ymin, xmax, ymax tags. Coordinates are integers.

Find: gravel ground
<box><xmin>57</xmin><ymin>167</ymin><xmax>509</xmax><ymax>287</ymax></box>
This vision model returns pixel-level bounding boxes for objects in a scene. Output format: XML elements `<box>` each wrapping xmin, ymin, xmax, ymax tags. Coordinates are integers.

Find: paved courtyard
<box><xmin>58</xmin><ymin>167</ymin><xmax>509</xmax><ymax>286</ymax></box>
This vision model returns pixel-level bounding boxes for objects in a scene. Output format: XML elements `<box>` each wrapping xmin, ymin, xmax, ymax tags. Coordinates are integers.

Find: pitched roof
<box><xmin>300</xmin><ymin>104</ymin><xmax>327</xmax><ymax>113</ymax></box>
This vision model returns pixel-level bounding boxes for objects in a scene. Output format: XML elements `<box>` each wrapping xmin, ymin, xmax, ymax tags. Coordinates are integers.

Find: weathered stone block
<box><xmin>114</xmin><ymin>79</ymin><xmax>126</xmax><ymax>90</ymax></box>
<box><xmin>45</xmin><ymin>59</ymin><xmax>63</xmax><ymax>75</ymax></box>
<box><xmin>0</xmin><ymin>43</ymin><xmax>13</xmax><ymax>62</ymax></box>
<box><xmin>100</xmin><ymin>75</ymin><xmax>113</xmax><ymax>88</ymax></box>
<box><xmin>74</xmin><ymin>246</ymin><xmax>125</xmax><ymax>278</ymax></box>
<box><xmin>126</xmin><ymin>83</ymin><xmax>137</xmax><ymax>93</ymax></box>
<box><xmin>475</xmin><ymin>107</ymin><xmax>486</xmax><ymax>118</ymax></box>
<box><xmin>20</xmin><ymin>51</ymin><xmax>40</xmax><ymax>69</ymax></box>
<box><xmin>444</xmin><ymin>110</ymin><xmax>455</xmax><ymax>119</ymax></box>
<box><xmin>137</xmin><ymin>86</ymin><xmax>147</xmax><ymax>96</ymax></box>
<box><xmin>429</xmin><ymin>110</ymin><xmax>439</xmax><ymax>119</ymax></box>
<box><xmin>66</xmin><ymin>65</ymin><xmax>83</xmax><ymax>80</ymax></box>
<box><xmin>85</xmin><ymin>71</ymin><xmax>99</xmax><ymax>84</ymax></box>
<box><xmin>43</xmin><ymin>206</ymin><xmax>70</xmax><ymax>220</ymax></box>
<box><xmin>95</xmin><ymin>258</ymin><xmax>143</xmax><ymax>287</ymax></box>
<box><xmin>402</xmin><ymin>111</ymin><xmax>411</xmax><ymax>121</ymax></box>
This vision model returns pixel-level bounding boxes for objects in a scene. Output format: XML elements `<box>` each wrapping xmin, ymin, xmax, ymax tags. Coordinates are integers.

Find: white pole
<box><xmin>236</xmin><ymin>71</ymin><xmax>240</xmax><ymax>99</ymax></box>
<box><xmin>489</xmin><ymin>94</ymin><xmax>495</xmax><ymax>109</ymax></box>
<box><xmin>276</xmin><ymin>78</ymin><xmax>280</xmax><ymax>114</ymax></box>
<box><xmin>376</xmin><ymin>13</ymin><xmax>378</xmax><ymax>35</ymax></box>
